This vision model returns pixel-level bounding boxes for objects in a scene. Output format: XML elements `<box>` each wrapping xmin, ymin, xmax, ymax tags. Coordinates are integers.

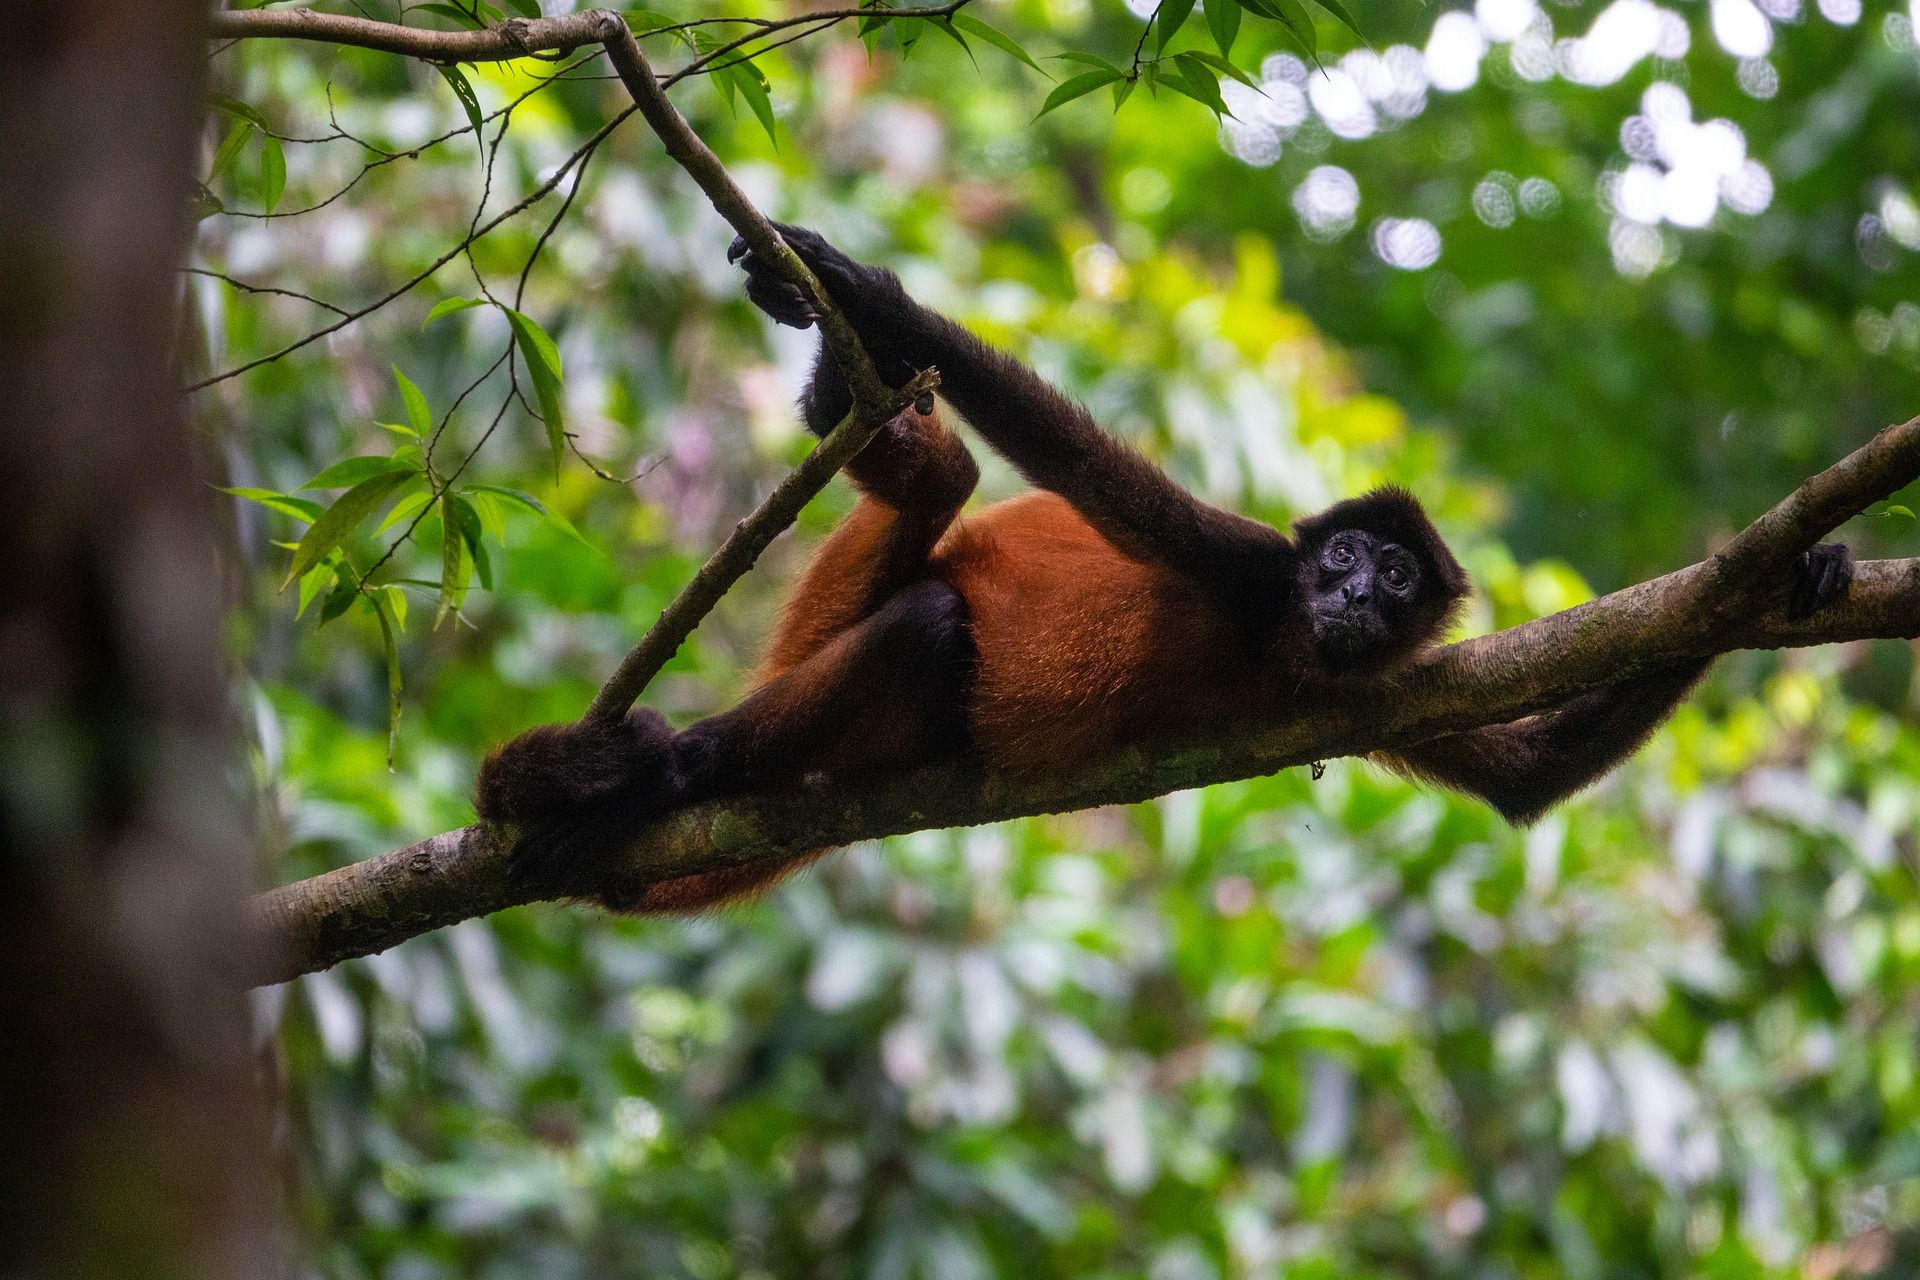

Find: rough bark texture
<box><xmin>207</xmin><ymin>9</ymin><xmax>615</xmax><ymax>61</ymax></box>
<box><xmin>245</xmin><ymin>469</ymin><xmax>1920</xmax><ymax>986</ymax></box>
<box><xmin>0</xmin><ymin>3</ymin><xmax>275</xmax><ymax>1276</ymax></box>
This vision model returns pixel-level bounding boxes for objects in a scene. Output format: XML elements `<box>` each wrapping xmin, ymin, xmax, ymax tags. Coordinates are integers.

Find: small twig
<box><xmin>215</xmin><ymin>52</ymin><xmax>604</xmax><ymax>222</ymax></box>
<box><xmin>514</xmin><ymin>133</ymin><xmax>598</xmax><ymax>309</ymax></box>
<box><xmin>666</xmin><ymin>18</ymin><xmax>847</xmax><ymax>86</ymax></box>
<box><xmin>1129</xmin><ymin>1</ymin><xmax>1160</xmax><ymax>79</ymax></box>
<box><xmin>660</xmin><ymin>0</ymin><xmax>967</xmax><ymax>85</ymax></box>
<box><xmin>181</xmin><ymin>266</ymin><xmax>349</xmax><ymax>317</ymax></box>
<box><xmin>184</xmin><ymin>105</ymin><xmax>637</xmax><ymax>393</ymax></box>
<box><xmin>566</xmin><ymin>435</ymin><xmax>666</xmax><ymax>485</ymax></box>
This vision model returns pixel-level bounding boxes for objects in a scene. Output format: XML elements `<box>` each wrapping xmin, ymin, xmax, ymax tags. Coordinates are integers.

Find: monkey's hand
<box><xmin>727</xmin><ymin>222</ymin><xmax>907</xmax><ymax>331</ymax></box>
<box><xmin>475</xmin><ymin>708</ymin><xmax>682</xmax><ymax>899</ymax></box>
<box><xmin>1787</xmin><ymin>542</ymin><xmax>1853</xmax><ymax>620</ymax></box>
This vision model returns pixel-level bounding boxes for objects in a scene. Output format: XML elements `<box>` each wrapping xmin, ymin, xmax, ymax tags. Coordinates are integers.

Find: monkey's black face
<box><xmin>1306</xmin><ymin>529</ymin><xmax>1429</xmax><ymax>668</ymax></box>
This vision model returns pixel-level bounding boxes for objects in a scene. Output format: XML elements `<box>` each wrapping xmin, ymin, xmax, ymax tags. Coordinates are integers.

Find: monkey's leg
<box><xmin>514</xmin><ymin>580</ymin><xmax>974</xmax><ymax>907</ymax></box>
<box><xmin>758</xmin><ymin>403</ymin><xmax>976</xmax><ymax>681</ymax></box>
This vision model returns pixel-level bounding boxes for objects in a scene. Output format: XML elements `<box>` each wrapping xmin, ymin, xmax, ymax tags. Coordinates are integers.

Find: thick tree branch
<box><xmin>206</xmin><ymin>10</ymin><xmax>611</xmax><ymax>61</ymax></box>
<box><xmin>244</xmin><ymin>416</ymin><xmax>1920</xmax><ymax>985</ymax></box>
<box><xmin>207</xmin><ymin>6</ymin><xmax>963</xmax><ymax>71</ymax></box>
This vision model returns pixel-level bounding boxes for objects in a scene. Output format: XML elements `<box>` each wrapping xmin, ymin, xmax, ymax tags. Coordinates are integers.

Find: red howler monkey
<box><xmin>476</xmin><ymin>225</ymin><xmax>1855</xmax><ymax>912</ymax></box>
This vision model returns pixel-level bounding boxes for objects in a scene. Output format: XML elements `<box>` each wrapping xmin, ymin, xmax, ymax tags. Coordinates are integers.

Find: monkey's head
<box><xmin>1292</xmin><ymin>486</ymin><xmax>1469</xmax><ymax>671</ymax></box>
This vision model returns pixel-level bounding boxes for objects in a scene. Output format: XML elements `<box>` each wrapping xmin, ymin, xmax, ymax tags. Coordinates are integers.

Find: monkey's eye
<box><xmin>1328</xmin><ymin>544</ymin><xmax>1355</xmax><ymax>569</ymax></box>
<box><xmin>1382</xmin><ymin>565</ymin><xmax>1410</xmax><ymax>592</ymax></box>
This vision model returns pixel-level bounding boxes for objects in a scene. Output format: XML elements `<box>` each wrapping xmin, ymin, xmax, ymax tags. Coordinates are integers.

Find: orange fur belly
<box><xmin>931</xmin><ymin>493</ymin><xmax>1247</xmax><ymax>775</ymax></box>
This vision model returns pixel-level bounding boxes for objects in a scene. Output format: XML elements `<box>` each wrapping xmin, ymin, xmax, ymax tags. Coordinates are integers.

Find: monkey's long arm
<box><xmin>736</xmin><ymin>226</ymin><xmax>1295</xmax><ymax>635</ymax></box>
<box><xmin>1378</xmin><ymin>660</ymin><xmax>1709</xmax><ymax>824</ymax></box>
<box><xmin>1383</xmin><ymin>542</ymin><xmax>1857</xmax><ymax>822</ymax></box>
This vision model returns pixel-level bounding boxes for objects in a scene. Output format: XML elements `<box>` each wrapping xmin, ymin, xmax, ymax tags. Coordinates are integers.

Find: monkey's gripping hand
<box><xmin>1788</xmin><ymin>542</ymin><xmax>1853</xmax><ymax>620</ymax></box>
<box><xmin>726</xmin><ymin>223</ymin><xmax>910</xmax><ymax>334</ymax></box>
<box><xmin>475</xmin><ymin>708</ymin><xmax>683</xmax><ymax>899</ymax></box>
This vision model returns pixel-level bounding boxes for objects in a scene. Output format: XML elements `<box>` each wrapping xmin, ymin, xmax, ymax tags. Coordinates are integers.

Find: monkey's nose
<box><xmin>1343</xmin><ymin>582</ymin><xmax>1370</xmax><ymax>606</ymax></box>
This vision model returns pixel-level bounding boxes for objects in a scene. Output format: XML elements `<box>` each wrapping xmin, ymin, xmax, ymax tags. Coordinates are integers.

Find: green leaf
<box><xmin>1163</xmin><ymin>57</ymin><xmax>1228</xmax><ymax>115</ymax></box>
<box><xmin>1885</xmin><ymin>504</ymin><xmax>1915</xmax><ymax>519</ymax></box>
<box><xmin>259</xmin><ymin>134</ymin><xmax>285</xmax><ymax>215</ymax></box>
<box><xmin>503</xmin><ymin>0</ymin><xmax>540</xmax><ymax>16</ymax></box>
<box><xmin>283</xmin><ymin>469</ymin><xmax>416</xmax><ymax>586</ymax></box>
<box><xmin>951</xmin><ymin>13</ymin><xmax>1047</xmax><ymax>75</ymax></box>
<box><xmin>469</xmin><ymin>483</ymin><xmax>548</xmax><ymax>515</ymax></box>
<box><xmin>725</xmin><ymin>63</ymin><xmax>778</xmax><ymax>148</ymax></box>
<box><xmin>393</xmin><ymin>365</ymin><xmax>433</xmax><ymax>437</ymax></box>
<box><xmin>207</xmin><ymin>94</ymin><xmax>268</xmax><ymax>128</ymax></box>
<box><xmin>300</xmin><ymin>455</ymin><xmax>416</xmax><ymax>490</ymax></box>
<box><xmin>369</xmin><ymin>588</ymin><xmax>404</xmax><ymax>767</ymax></box>
<box><xmin>1312</xmin><ymin>0</ymin><xmax>1367</xmax><ymax>43</ymax></box>
<box><xmin>1156</xmin><ymin>0</ymin><xmax>1199</xmax><ymax>51</ymax></box>
<box><xmin>447</xmin><ymin>494</ymin><xmax>492</xmax><ymax>591</ymax></box>
<box><xmin>209</xmin><ymin>121</ymin><xmax>254</xmax><ymax>183</ymax></box>
<box><xmin>1207</xmin><ymin>0</ymin><xmax>1242</xmax><ymax>57</ymax></box>
<box><xmin>374</xmin><ymin>488</ymin><xmax>436</xmax><ymax>535</ymax></box>
<box><xmin>928</xmin><ymin>16</ymin><xmax>977</xmax><ymax>66</ymax></box>
<box><xmin>1182</xmin><ymin>47</ymin><xmax>1260</xmax><ymax>87</ymax></box>
<box><xmin>625</xmin><ymin>9</ymin><xmax>693</xmax><ymax>46</ymax></box>
<box><xmin>1114</xmin><ymin>76</ymin><xmax>1137</xmax><ymax>109</ymax></box>
<box><xmin>1036</xmin><ymin>69</ymin><xmax>1124</xmax><ymax>118</ymax></box>
<box><xmin>317</xmin><ymin>568</ymin><xmax>358</xmax><ymax>625</ymax></box>
<box><xmin>436</xmin><ymin>496</ymin><xmax>471</xmax><ymax>624</ymax></box>
<box><xmin>423</xmin><ymin>296</ymin><xmax>487</xmax><ymax>329</ymax></box>
<box><xmin>220</xmin><ymin>486</ymin><xmax>323</xmax><ymax>524</ymax></box>
<box><xmin>1240</xmin><ymin>0</ymin><xmax>1317</xmax><ymax>56</ymax></box>
<box><xmin>1174</xmin><ymin>53</ymin><xmax>1230</xmax><ymax>114</ymax></box>
<box><xmin>295</xmin><ymin>563</ymin><xmax>333</xmax><ymax>618</ymax></box>
<box><xmin>1053</xmin><ymin>51</ymin><xmax>1126</xmax><ymax>74</ymax></box>
<box><xmin>437</xmin><ymin>65</ymin><xmax>485</xmax><ymax>143</ymax></box>
<box><xmin>503</xmin><ymin>308</ymin><xmax>567</xmax><ymax>475</ymax></box>
<box><xmin>419</xmin><ymin>2</ymin><xmax>487</xmax><ymax>29</ymax></box>
<box><xmin>470</xmin><ymin>484</ymin><xmax>596</xmax><ymax>548</ymax></box>
<box><xmin>377</xmin><ymin>583</ymin><xmax>410</xmax><ymax>632</ymax></box>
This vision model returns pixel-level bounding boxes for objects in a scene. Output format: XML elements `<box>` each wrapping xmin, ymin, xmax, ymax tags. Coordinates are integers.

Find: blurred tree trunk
<box><xmin>0</xmin><ymin>5</ymin><xmax>277</xmax><ymax>1277</ymax></box>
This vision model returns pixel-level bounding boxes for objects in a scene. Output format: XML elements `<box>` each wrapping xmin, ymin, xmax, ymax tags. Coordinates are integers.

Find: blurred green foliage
<box><xmin>195</xmin><ymin>0</ymin><xmax>1919</xmax><ymax>1274</ymax></box>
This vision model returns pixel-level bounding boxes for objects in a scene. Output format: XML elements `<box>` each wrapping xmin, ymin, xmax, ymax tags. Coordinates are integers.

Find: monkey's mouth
<box><xmin>1312</xmin><ymin>607</ymin><xmax>1391</xmax><ymax>665</ymax></box>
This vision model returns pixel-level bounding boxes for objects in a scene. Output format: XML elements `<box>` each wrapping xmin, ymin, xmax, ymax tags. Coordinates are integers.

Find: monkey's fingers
<box><xmin>1787</xmin><ymin>542</ymin><xmax>1854</xmax><ymax>619</ymax></box>
<box><xmin>744</xmin><ymin>271</ymin><xmax>819</xmax><ymax>329</ymax></box>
